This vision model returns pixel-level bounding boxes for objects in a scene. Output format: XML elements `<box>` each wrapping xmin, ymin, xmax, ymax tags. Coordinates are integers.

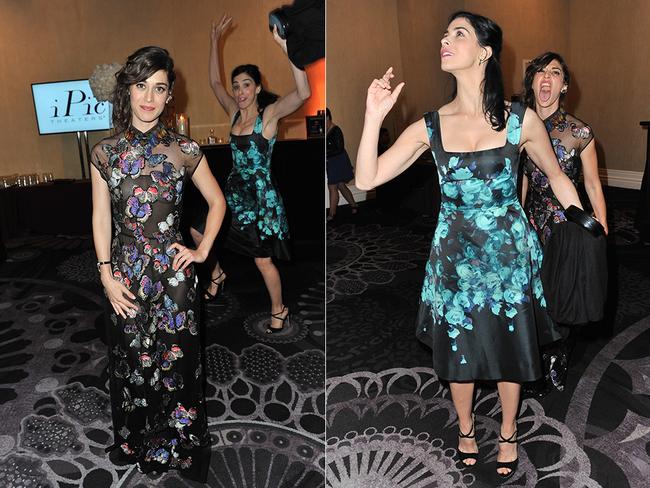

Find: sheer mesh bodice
<box><xmin>523</xmin><ymin>108</ymin><xmax>594</xmax><ymax>243</ymax></box>
<box><xmin>90</xmin><ymin>123</ymin><xmax>210</xmax><ymax>482</ymax></box>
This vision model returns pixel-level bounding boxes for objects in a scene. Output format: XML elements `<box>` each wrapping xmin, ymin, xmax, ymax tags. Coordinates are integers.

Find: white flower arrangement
<box><xmin>88</xmin><ymin>63</ymin><xmax>122</xmax><ymax>102</ymax></box>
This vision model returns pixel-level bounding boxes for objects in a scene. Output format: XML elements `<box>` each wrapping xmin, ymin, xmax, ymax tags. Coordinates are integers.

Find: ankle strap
<box><xmin>498</xmin><ymin>430</ymin><xmax>518</xmax><ymax>443</ymax></box>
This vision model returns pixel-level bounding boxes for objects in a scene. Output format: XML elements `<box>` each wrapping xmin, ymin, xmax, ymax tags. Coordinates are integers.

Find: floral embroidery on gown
<box><xmin>225</xmin><ymin>110</ymin><xmax>291</xmax><ymax>260</ymax></box>
<box><xmin>523</xmin><ymin>108</ymin><xmax>594</xmax><ymax>244</ymax></box>
<box><xmin>91</xmin><ymin>123</ymin><xmax>211</xmax><ymax>482</ymax></box>
<box><xmin>416</xmin><ymin>102</ymin><xmax>560</xmax><ymax>382</ymax></box>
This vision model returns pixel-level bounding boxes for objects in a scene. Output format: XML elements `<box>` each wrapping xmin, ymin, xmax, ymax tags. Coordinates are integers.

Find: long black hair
<box><xmin>448</xmin><ymin>11</ymin><xmax>506</xmax><ymax>131</ymax></box>
<box><xmin>231</xmin><ymin>64</ymin><xmax>279</xmax><ymax>111</ymax></box>
<box><xmin>112</xmin><ymin>46</ymin><xmax>175</xmax><ymax>132</ymax></box>
<box><xmin>522</xmin><ymin>52</ymin><xmax>571</xmax><ymax>110</ymax></box>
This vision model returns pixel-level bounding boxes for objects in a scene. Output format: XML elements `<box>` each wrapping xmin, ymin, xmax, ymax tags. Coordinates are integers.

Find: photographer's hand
<box><xmin>272</xmin><ymin>25</ymin><xmax>288</xmax><ymax>54</ymax></box>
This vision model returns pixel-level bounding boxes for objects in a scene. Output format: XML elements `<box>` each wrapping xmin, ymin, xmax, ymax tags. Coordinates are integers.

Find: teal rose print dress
<box><xmin>91</xmin><ymin>123</ymin><xmax>211</xmax><ymax>482</ymax></box>
<box><xmin>224</xmin><ymin>110</ymin><xmax>290</xmax><ymax>260</ymax></box>
<box><xmin>416</xmin><ymin>102</ymin><xmax>560</xmax><ymax>382</ymax></box>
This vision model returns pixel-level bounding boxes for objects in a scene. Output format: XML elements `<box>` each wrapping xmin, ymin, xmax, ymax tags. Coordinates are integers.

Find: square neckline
<box><xmin>229</xmin><ymin>111</ymin><xmax>275</xmax><ymax>143</ymax></box>
<box><xmin>434</xmin><ymin>111</ymin><xmax>511</xmax><ymax>155</ymax></box>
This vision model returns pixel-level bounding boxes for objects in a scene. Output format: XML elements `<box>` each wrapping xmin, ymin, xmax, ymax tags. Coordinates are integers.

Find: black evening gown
<box><xmin>91</xmin><ymin>123</ymin><xmax>211</xmax><ymax>482</ymax></box>
<box><xmin>416</xmin><ymin>102</ymin><xmax>560</xmax><ymax>382</ymax></box>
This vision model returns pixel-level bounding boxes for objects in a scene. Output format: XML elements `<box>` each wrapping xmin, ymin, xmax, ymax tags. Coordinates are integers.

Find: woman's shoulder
<box><xmin>91</xmin><ymin>132</ymin><xmax>122</xmax><ymax>156</ymax></box>
<box><xmin>169</xmin><ymin>131</ymin><xmax>203</xmax><ymax>158</ymax></box>
<box><xmin>564</xmin><ymin>111</ymin><xmax>592</xmax><ymax>130</ymax></box>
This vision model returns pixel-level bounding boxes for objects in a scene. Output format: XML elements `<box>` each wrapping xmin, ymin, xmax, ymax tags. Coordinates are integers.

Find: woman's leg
<box><xmin>496</xmin><ymin>381</ymin><xmax>520</xmax><ymax>475</ymax></box>
<box><xmin>328</xmin><ymin>184</ymin><xmax>339</xmax><ymax>219</ymax></box>
<box><xmin>337</xmin><ymin>182</ymin><xmax>358</xmax><ymax>211</ymax></box>
<box><xmin>449</xmin><ymin>382</ymin><xmax>478</xmax><ymax>466</ymax></box>
<box><xmin>190</xmin><ymin>227</ymin><xmax>225</xmax><ymax>297</ymax></box>
<box><xmin>254</xmin><ymin>257</ymin><xmax>287</xmax><ymax>329</ymax></box>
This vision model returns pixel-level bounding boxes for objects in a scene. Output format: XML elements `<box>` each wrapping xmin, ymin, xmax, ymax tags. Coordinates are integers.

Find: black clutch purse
<box><xmin>540</xmin><ymin>206</ymin><xmax>607</xmax><ymax>324</ymax></box>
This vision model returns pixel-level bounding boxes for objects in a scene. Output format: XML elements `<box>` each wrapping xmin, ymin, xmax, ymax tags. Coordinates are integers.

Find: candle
<box><xmin>176</xmin><ymin>113</ymin><xmax>189</xmax><ymax>136</ymax></box>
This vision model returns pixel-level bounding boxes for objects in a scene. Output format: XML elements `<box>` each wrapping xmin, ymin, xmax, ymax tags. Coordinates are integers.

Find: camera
<box><xmin>268</xmin><ymin>0</ymin><xmax>324</xmax><ymax>69</ymax></box>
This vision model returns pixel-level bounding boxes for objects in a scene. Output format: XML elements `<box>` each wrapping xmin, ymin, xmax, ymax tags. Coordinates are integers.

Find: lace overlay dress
<box><xmin>523</xmin><ymin>108</ymin><xmax>594</xmax><ymax>244</ymax></box>
<box><xmin>91</xmin><ymin>123</ymin><xmax>211</xmax><ymax>482</ymax></box>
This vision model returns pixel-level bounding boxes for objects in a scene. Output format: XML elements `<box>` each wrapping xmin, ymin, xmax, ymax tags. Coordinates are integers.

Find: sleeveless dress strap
<box><xmin>232</xmin><ymin>111</ymin><xmax>241</xmax><ymax>128</ymax></box>
<box><xmin>423</xmin><ymin>111</ymin><xmax>442</xmax><ymax>160</ymax></box>
<box><xmin>505</xmin><ymin>101</ymin><xmax>526</xmax><ymax>148</ymax></box>
<box><xmin>253</xmin><ymin>111</ymin><xmax>264</xmax><ymax>134</ymax></box>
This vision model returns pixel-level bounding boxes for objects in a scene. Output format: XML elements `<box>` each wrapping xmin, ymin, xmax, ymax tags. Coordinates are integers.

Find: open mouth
<box><xmin>538</xmin><ymin>83</ymin><xmax>552</xmax><ymax>103</ymax></box>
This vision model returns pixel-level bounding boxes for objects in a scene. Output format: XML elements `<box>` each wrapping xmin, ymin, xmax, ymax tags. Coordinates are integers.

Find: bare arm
<box><xmin>209</xmin><ymin>15</ymin><xmax>239</xmax><ymax>119</ymax></box>
<box><xmin>520</xmin><ymin>174</ymin><xmax>529</xmax><ymax>206</ymax></box>
<box><xmin>581</xmin><ymin>139</ymin><xmax>608</xmax><ymax>234</ymax></box>
<box><xmin>356</xmin><ymin>117</ymin><xmax>429</xmax><ymax>190</ymax></box>
<box><xmin>355</xmin><ymin>67</ymin><xmax>428</xmax><ymax>190</ymax></box>
<box><xmin>521</xmin><ymin>108</ymin><xmax>582</xmax><ymax>210</ymax></box>
<box><xmin>262</xmin><ymin>27</ymin><xmax>311</xmax><ymax>138</ymax></box>
<box><xmin>91</xmin><ymin>164</ymin><xmax>137</xmax><ymax>319</ymax></box>
<box><xmin>190</xmin><ymin>157</ymin><xmax>227</xmax><ymax>257</ymax></box>
<box><xmin>170</xmin><ymin>157</ymin><xmax>227</xmax><ymax>271</ymax></box>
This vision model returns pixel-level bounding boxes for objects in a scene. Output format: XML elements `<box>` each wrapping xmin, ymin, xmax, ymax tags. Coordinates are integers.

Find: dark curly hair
<box><xmin>231</xmin><ymin>64</ymin><xmax>279</xmax><ymax>112</ymax></box>
<box><xmin>448</xmin><ymin>11</ymin><xmax>506</xmax><ymax>131</ymax></box>
<box><xmin>522</xmin><ymin>52</ymin><xmax>570</xmax><ymax>110</ymax></box>
<box><xmin>112</xmin><ymin>46</ymin><xmax>176</xmax><ymax>131</ymax></box>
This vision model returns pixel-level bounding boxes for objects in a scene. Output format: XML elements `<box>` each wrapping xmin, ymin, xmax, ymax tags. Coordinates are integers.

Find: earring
<box><xmin>479</xmin><ymin>58</ymin><xmax>485</xmax><ymax>65</ymax></box>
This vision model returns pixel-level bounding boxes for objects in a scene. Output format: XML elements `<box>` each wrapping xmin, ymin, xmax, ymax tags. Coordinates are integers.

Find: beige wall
<box><xmin>0</xmin><ymin>0</ymin><xmax>322</xmax><ymax>178</ymax></box>
<box><xmin>328</xmin><ymin>0</ymin><xmax>649</xmax><ymax>175</ymax></box>
<box><xmin>326</xmin><ymin>0</ymin><xmax>405</xmax><ymax>162</ymax></box>
<box><xmin>567</xmin><ymin>0</ymin><xmax>650</xmax><ymax>173</ymax></box>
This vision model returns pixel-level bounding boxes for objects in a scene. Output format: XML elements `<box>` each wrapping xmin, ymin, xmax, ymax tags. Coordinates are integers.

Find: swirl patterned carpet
<box><xmin>326</xmin><ymin>187</ymin><xmax>650</xmax><ymax>488</ymax></box>
<box><xmin>0</xmin><ymin>237</ymin><xmax>324</xmax><ymax>487</ymax></box>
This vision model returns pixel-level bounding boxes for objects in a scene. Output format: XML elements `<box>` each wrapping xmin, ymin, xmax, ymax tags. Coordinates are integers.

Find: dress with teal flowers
<box><xmin>416</xmin><ymin>101</ymin><xmax>560</xmax><ymax>382</ymax></box>
<box><xmin>224</xmin><ymin>110</ymin><xmax>290</xmax><ymax>260</ymax></box>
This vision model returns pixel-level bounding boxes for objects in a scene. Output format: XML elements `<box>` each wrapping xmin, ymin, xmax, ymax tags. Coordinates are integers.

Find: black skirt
<box><xmin>540</xmin><ymin>220</ymin><xmax>607</xmax><ymax>324</ymax></box>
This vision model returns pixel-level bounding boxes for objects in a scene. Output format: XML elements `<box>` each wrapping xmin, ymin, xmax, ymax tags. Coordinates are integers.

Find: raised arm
<box><xmin>581</xmin><ymin>139</ymin><xmax>608</xmax><ymax>234</ymax></box>
<box><xmin>521</xmin><ymin>107</ymin><xmax>582</xmax><ymax>210</ymax></box>
<box><xmin>209</xmin><ymin>14</ymin><xmax>239</xmax><ymax>118</ymax></box>
<box><xmin>262</xmin><ymin>27</ymin><xmax>311</xmax><ymax>135</ymax></box>
<box><xmin>355</xmin><ymin>67</ymin><xmax>429</xmax><ymax>191</ymax></box>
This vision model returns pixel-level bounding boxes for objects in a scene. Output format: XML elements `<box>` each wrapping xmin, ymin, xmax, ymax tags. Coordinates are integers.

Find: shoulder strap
<box><xmin>231</xmin><ymin>111</ymin><xmax>241</xmax><ymax>128</ymax></box>
<box><xmin>505</xmin><ymin>101</ymin><xmax>526</xmax><ymax>147</ymax></box>
<box><xmin>254</xmin><ymin>110</ymin><xmax>264</xmax><ymax>134</ymax></box>
<box><xmin>423</xmin><ymin>111</ymin><xmax>442</xmax><ymax>158</ymax></box>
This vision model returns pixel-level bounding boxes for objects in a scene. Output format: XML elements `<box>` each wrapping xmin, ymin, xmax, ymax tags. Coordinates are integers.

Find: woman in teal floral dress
<box><xmin>90</xmin><ymin>47</ymin><xmax>226</xmax><ymax>482</ymax></box>
<box><xmin>355</xmin><ymin>12</ymin><xmax>582</xmax><ymax>480</ymax></box>
<box><xmin>190</xmin><ymin>14</ymin><xmax>310</xmax><ymax>332</ymax></box>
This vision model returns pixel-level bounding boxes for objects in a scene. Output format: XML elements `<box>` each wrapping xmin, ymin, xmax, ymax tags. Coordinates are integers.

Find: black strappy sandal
<box><xmin>496</xmin><ymin>429</ymin><xmax>519</xmax><ymax>481</ymax></box>
<box><xmin>204</xmin><ymin>271</ymin><xmax>226</xmax><ymax>302</ymax></box>
<box><xmin>457</xmin><ymin>414</ymin><xmax>479</xmax><ymax>467</ymax></box>
<box><xmin>266</xmin><ymin>305</ymin><xmax>290</xmax><ymax>333</ymax></box>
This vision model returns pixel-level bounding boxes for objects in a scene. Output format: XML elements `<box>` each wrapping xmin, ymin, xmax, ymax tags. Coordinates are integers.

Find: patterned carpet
<box><xmin>0</xmin><ymin>236</ymin><xmax>324</xmax><ymax>487</ymax></box>
<box><xmin>326</xmin><ymin>187</ymin><xmax>650</xmax><ymax>488</ymax></box>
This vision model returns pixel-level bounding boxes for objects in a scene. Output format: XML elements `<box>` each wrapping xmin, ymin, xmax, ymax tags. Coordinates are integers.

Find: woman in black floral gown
<box><xmin>190</xmin><ymin>14</ymin><xmax>311</xmax><ymax>332</ymax></box>
<box><xmin>90</xmin><ymin>46</ymin><xmax>226</xmax><ymax>482</ymax></box>
<box><xmin>520</xmin><ymin>52</ymin><xmax>608</xmax><ymax>395</ymax></box>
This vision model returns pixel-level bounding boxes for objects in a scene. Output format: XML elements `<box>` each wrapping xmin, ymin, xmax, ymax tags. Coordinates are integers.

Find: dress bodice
<box><xmin>91</xmin><ymin>123</ymin><xmax>203</xmax><ymax>245</ymax></box>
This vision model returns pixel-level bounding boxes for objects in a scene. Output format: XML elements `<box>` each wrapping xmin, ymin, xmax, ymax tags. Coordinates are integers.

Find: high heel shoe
<box><xmin>204</xmin><ymin>271</ymin><xmax>226</xmax><ymax>302</ymax></box>
<box><xmin>496</xmin><ymin>428</ymin><xmax>518</xmax><ymax>481</ymax></box>
<box><xmin>267</xmin><ymin>305</ymin><xmax>290</xmax><ymax>333</ymax></box>
<box><xmin>457</xmin><ymin>414</ymin><xmax>479</xmax><ymax>467</ymax></box>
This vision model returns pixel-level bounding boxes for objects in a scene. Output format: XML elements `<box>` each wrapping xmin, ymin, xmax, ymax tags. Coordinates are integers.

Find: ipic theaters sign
<box><xmin>32</xmin><ymin>79</ymin><xmax>112</xmax><ymax>135</ymax></box>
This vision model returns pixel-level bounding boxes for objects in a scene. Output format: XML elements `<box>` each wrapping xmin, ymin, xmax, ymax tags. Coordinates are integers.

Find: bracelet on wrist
<box><xmin>96</xmin><ymin>260</ymin><xmax>111</xmax><ymax>271</ymax></box>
